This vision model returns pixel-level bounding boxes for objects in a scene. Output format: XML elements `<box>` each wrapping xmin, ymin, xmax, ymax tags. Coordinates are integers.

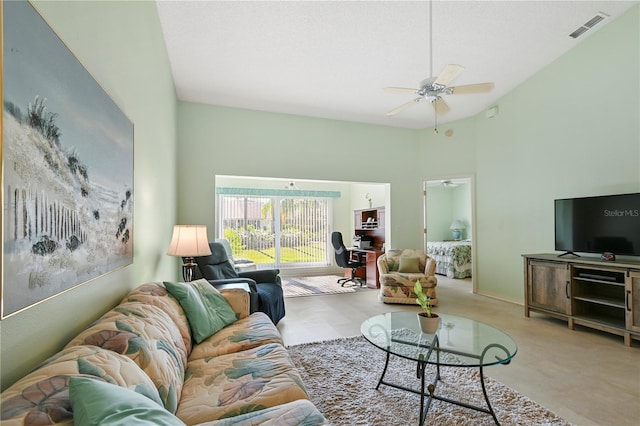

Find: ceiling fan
<box><xmin>440</xmin><ymin>180</ymin><xmax>459</xmax><ymax>188</ymax></box>
<box><xmin>384</xmin><ymin>1</ymin><xmax>494</xmax><ymax>131</ymax></box>
<box><xmin>384</xmin><ymin>65</ymin><xmax>494</xmax><ymax>117</ymax></box>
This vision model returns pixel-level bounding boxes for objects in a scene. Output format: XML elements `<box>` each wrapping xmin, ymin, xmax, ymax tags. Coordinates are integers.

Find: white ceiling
<box><xmin>156</xmin><ymin>0</ymin><xmax>638</xmax><ymax>130</ymax></box>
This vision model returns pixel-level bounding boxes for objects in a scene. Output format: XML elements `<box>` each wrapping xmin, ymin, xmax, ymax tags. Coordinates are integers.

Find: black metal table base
<box><xmin>374</xmin><ymin>338</ymin><xmax>506</xmax><ymax>426</ymax></box>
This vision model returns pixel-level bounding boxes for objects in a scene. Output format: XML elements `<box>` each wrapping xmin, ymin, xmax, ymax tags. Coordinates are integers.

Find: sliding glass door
<box><xmin>217</xmin><ymin>194</ymin><xmax>332</xmax><ymax>269</ymax></box>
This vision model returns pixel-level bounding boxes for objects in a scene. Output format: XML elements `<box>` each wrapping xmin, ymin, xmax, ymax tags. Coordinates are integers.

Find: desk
<box><xmin>347</xmin><ymin>248</ymin><xmax>384</xmax><ymax>289</ymax></box>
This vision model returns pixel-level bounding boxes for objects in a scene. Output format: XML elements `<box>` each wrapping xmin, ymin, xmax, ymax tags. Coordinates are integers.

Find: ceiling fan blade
<box><xmin>433</xmin><ymin>64</ymin><xmax>465</xmax><ymax>86</ymax></box>
<box><xmin>431</xmin><ymin>97</ymin><xmax>450</xmax><ymax>115</ymax></box>
<box><xmin>383</xmin><ymin>87</ymin><xmax>418</xmax><ymax>94</ymax></box>
<box><xmin>387</xmin><ymin>98</ymin><xmax>421</xmax><ymax>116</ymax></box>
<box><xmin>450</xmin><ymin>82</ymin><xmax>495</xmax><ymax>94</ymax></box>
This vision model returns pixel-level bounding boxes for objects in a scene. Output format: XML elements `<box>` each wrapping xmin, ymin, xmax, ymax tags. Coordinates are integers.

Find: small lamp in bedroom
<box><xmin>449</xmin><ymin>219</ymin><xmax>465</xmax><ymax>241</ymax></box>
<box><xmin>167</xmin><ymin>225</ymin><xmax>212</xmax><ymax>282</ymax></box>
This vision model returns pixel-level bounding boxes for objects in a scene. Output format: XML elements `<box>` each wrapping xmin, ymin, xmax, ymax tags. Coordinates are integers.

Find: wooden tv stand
<box><xmin>523</xmin><ymin>253</ymin><xmax>640</xmax><ymax>346</ymax></box>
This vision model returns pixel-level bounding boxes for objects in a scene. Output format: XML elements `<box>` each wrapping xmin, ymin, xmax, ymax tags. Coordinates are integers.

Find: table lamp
<box><xmin>449</xmin><ymin>219</ymin><xmax>465</xmax><ymax>240</ymax></box>
<box><xmin>167</xmin><ymin>225</ymin><xmax>212</xmax><ymax>281</ymax></box>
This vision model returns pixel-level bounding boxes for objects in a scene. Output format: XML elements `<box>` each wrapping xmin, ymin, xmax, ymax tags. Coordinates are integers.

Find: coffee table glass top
<box><xmin>361</xmin><ymin>311</ymin><xmax>517</xmax><ymax>367</ymax></box>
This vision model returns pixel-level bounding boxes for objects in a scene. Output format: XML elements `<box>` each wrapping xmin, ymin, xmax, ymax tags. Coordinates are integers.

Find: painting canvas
<box><xmin>1</xmin><ymin>1</ymin><xmax>134</xmax><ymax>318</ymax></box>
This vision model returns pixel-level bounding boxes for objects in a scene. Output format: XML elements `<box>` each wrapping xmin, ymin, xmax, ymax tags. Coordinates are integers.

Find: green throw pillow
<box><xmin>164</xmin><ymin>279</ymin><xmax>237</xmax><ymax>343</ymax></box>
<box><xmin>398</xmin><ymin>256</ymin><xmax>421</xmax><ymax>273</ymax></box>
<box><xmin>69</xmin><ymin>376</ymin><xmax>185</xmax><ymax>426</ymax></box>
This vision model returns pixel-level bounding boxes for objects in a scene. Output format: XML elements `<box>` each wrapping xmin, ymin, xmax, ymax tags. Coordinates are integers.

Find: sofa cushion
<box><xmin>122</xmin><ymin>283</ymin><xmax>193</xmax><ymax>356</ymax></box>
<box><xmin>380</xmin><ymin>275</ymin><xmax>439</xmax><ymax>305</ymax></box>
<box><xmin>398</xmin><ymin>256</ymin><xmax>420</xmax><ymax>273</ymax></box>
<box><xmin>0</xmin><ymin>345</ymin><xmax>158</xmax><ymax>426</ymax></box>
<box><xmin>189</xmin><ymin>312</ymin><xmax>283</xmax><ymax>361</ymax></box>
<box><xmin>65</xmin><ymin>301</ymin><xmax>188</xmax><ymax>413</ymax></box>
<box><xmin>194</xmin><ymin>399</ymin><xmax>326</xmax><ymax>425</ymax></box>
<box><xmin>164</xmin><ymin>279</ymin><xmax>238</xmax><ymax>343</ymax></box>
<box><xmin>176</xmin><ymin>343</ymin><xmax>309</xmax><ymax>424</ymax></box>
<box><xmin>69</xmin><ymin>376</ymin><xmax>185</xmax><ymax>426</ymax></box>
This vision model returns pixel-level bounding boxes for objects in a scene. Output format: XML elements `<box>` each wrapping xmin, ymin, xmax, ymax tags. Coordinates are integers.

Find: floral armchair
<box><xmin>377</xmin><ymin>249</ymin><xmax>438</xmax><ymax>305</ymax></box>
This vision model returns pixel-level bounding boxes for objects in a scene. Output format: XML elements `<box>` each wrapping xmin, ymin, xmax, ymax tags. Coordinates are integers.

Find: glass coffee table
<box><xmin>361</xmin><ymin>311</ymin><xmax>517</xmax><ymax>425</ymax></box>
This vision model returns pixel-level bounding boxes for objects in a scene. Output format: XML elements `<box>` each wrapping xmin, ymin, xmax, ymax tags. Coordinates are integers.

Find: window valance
<box><xmin>216</xmin><ymin>187</ymin><xmax>341</xmax><ymax>198</ymax></box>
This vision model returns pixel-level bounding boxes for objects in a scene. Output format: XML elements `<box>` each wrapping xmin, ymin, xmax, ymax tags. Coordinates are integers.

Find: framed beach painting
<box><xmin>1</xmin><ymin>1</ymin><xmax>134</xmax><ymax>318</ymax></box>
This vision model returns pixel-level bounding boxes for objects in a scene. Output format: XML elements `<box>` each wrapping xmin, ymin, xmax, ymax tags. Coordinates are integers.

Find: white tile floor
<box><xmin>277</xmin><ymin>277</ymin><xmax>640</xmax><ymax>426</ymax></box>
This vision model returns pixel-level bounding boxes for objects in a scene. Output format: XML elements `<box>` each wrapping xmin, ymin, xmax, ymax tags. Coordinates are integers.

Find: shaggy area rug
<box><xmin>282</xmin><ymin>275</ymin><xmax>370</xmax><ymax>298</ymax></box>
<box><xmin>287</xmin><ymin>336</ymin><xmax>572</xmax><ymax>426</ymax></box>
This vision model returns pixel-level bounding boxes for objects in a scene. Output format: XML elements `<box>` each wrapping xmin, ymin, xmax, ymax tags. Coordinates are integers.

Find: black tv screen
<box><xmin>555</xmin><ymin>193</ymin><xmax>640</xmax><ymax>256</ymax></box>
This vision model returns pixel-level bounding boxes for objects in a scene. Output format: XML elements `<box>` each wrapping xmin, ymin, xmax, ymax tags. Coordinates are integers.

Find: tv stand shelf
<box><xmin>523</xmin><ymin>253</ymin><xmax>640</xmax><ymax>346</ymax></box>
<box><xmin>573</xmin><ymin>295</ymin><xmax>624</xmax><ymax>308</ymax></box>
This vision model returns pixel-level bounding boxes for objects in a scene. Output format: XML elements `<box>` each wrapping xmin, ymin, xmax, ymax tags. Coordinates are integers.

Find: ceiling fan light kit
<box><xmin>384</xmin><ymin>0</ymin><xmax>494</xmax><ymax>132</ymax></box>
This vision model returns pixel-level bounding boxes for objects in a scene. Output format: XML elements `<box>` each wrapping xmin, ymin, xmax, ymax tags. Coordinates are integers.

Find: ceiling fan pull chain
<box><xmin>434</xmin><ymin>108</ymin><xmax>439</xmax><ymax>134</ymax></box>
<box><xmin>429</xmin><ymin>0</ymin><xmax>433</xmax><ymax>77</ymax></box>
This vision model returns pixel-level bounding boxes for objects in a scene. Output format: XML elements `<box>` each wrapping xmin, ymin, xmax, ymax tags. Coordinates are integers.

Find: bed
<box><xmin>426</xmin><ymin>240</ymin><xmax>472</xmax><ymax>279</ymax></box>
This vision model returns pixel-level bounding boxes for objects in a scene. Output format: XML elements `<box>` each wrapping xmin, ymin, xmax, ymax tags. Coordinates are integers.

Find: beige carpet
<box><xmin>282</xmin><ymin>275</ymin><xmax>370</xmax><ymax>298</ymax></box>
<box><xmin>287</xmin><ymin>336</ymin><xmax>573</xmax><ymax>426</ymax></box>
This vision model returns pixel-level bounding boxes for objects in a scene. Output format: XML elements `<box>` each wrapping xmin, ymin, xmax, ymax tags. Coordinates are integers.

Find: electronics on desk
<box><xmin>353</xmin><ymin>235</ymin><xmax>373</xmax><ymax>249</ymax></box>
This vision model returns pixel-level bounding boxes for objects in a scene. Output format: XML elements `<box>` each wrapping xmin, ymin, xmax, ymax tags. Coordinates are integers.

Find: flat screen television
<box><xmin>554</xmin><ymin>193</ymin><xmax>640</xmax><ymax>257</ymax></box>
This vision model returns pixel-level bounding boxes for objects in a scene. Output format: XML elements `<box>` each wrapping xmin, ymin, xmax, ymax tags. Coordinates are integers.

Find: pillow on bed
<box><xmin>398</xmin><ymin>256</ymin><xmax>421</xmax><ymax>273</ymax></box>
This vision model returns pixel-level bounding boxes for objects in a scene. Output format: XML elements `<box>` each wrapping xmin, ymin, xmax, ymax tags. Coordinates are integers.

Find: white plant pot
<box><xmin>417</xmin><ymin>313</ymin><xmax>440</xmax><ymax>334</ymax></box>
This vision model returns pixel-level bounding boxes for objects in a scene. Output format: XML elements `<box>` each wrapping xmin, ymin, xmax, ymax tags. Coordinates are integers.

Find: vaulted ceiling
<box><xmin>156</xmin><ymin>1</ymin><xmax>638</xmax><ymax>129</ymax></box>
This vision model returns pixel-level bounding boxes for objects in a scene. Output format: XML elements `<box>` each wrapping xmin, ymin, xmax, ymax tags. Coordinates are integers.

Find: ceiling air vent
<box><xmin>569</xmin><ymin>12</ymin><xmax>609</xmax><ymax>38</ymax></box>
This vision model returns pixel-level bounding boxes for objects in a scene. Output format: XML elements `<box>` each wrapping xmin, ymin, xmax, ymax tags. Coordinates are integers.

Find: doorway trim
<box><xmin>423</xmin><ymin>174</ymin><xmax>477</xmax><ymax>293</ymax></box>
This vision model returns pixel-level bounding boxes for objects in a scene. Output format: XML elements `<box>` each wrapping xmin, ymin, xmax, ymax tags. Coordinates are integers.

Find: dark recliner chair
<box><xmin>331</xmin><ymin>231</ymin><xmax>365</xmax><ymax>287</ymax></box>
<box><xmin>191</xmin><ymin>242</ymin><xmax>285</xmax><ymax>325</ymax></box>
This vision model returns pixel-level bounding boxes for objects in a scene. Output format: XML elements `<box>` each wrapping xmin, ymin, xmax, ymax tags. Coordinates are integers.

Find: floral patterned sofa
<box><xmin>0</xmin><ymin>280</ymin><xmax>326</xmax><ymax>425</ymax></box>
<box><xmin>377</xmin><ymin>249</ymin><xmax>439</xmax><ymax>305</ymax></box>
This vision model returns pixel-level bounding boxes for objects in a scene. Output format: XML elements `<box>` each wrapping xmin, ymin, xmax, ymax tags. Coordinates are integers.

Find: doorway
<box><xmin>423</xmin><ymin>176</ymin><xmax>476</xmax><ymax>292</ymax></box>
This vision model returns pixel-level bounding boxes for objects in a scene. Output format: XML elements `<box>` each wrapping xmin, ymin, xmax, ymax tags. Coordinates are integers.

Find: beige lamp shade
<box><xmin>166</xmin><ymin>225</ymin><xmax>212</xmax><ymax>257</ymax></box>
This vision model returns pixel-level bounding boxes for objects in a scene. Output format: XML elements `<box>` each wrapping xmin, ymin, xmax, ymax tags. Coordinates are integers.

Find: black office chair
<box><xmin>331</xmin><ymin>231</ymin><xmax>365</xmax><ymax>287</ymax></box>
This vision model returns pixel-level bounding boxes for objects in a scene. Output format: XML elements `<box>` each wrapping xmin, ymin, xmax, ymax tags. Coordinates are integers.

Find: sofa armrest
<box><xmin>377</xmin><ymin>256</ymin><xmax>390</xmax><ymax>274</ymax></box>
<box><xmin>217</xmin><ymin>286</ymin><xmax>251</xmax><ymax>319</ymax></box>
<box><xmin>425</xmin><ymin>258</ymin><xmax>437</xmax><ymax>276</ymax></box>
<box><xmin>238</xmin><ymin>269</ymin><xmax>281</xmax><ymax>286</ymax></box>
<box><xmin>208</xmin><ymin>277</ymin><xmax>257</xmax><ymax>292</ymax></box>
<box><xmin>208</xmin><ymin>279</ymin><xmax>259</xmax><ymax>314</ymax></box>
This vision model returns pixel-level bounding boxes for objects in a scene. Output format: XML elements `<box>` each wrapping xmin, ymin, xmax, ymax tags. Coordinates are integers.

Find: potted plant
<box><xmin>414</xmin><ymin>280</ymin><xmax>440</xmax><ymax>334</ymax></box>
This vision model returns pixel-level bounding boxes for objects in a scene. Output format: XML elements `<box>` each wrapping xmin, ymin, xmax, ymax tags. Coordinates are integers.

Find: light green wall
<box><xmin>176</xmin><ymin>103</ymin><xmax>423</xmax><ymax>251</ymax></box>
<box><xmin>426</xmin><ymin>183</ymin><xmax>471</xmax><ymax>241</ymax></box>
<box><xmin>1</xmin><ymin>1</ymin><xmax>178</xmax><ymax>390</ymax></box>
<box><xmin>452</xmin><ymin>184</ymin><xmax>472</xmax><ymax>240</ymax></box>
<box><xmin>422</xmin><ymin>5</ymin><xmax>640</xmax><ymax>302</ymax></box>
<box><xmin>426</xmin><ymin>186</ymin><xmax>454</xmax><ymax>241</ymax></box>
